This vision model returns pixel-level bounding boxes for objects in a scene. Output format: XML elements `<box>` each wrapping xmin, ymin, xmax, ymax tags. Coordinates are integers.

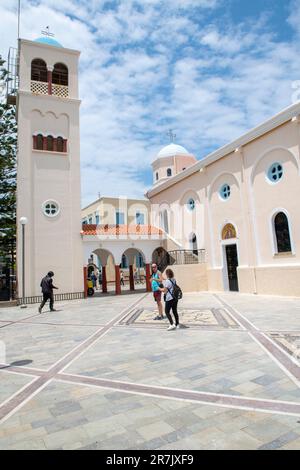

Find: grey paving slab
<box><xmin>1</xmin><ymin>291</ymin><xmax>300</xmax><ymax>450</ymax></box>
<box><xmin>0</xmin><ymin>293</ymin><xmax>144</xmax><ymax>325</ymax></box>
<box><xmin>0</xmin><ymin>322</ymin><xmax>99</xmax><ymax>369</ymax></box>
<box><xmin>216</xmin><ymin>292</ymin><xmax>300</xmax><ymax>332</ymax></box>
<box><xmin>0</xmin><ymin>371</ymin><xmax>34</xmax><ymax>405</ymax></box>
<box><xmin>65</xmin><ymin>327</ymin><xmax>300</xmax><ymax>401</ymax></box>
<box><xmin>1</xmin><ymin>380</ymin><xmax>300</xmax><ymax>450</ymax></box>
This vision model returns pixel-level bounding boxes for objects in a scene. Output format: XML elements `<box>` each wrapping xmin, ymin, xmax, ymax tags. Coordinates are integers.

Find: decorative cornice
<box><xmin>19</xmin><ymin>38</ymin><xmax>80</xmax><ymax>56</ymax></box>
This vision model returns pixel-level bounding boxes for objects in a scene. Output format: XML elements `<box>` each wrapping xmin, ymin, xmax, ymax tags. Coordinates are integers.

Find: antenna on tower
<box><xmin>17</xmin><ymin>0</ymin><xmax>21</xmax><ymax>39</ymax></box>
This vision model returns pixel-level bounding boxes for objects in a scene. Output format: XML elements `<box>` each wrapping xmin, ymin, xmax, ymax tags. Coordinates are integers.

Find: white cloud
<box><xmin>1</xmin><ymin>0</ymin><xmax>299</xmax><ymax>207</ymax></box>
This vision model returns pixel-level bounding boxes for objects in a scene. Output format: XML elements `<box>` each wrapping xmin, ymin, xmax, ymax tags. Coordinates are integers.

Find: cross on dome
<box><xmin>166</xmin><ymin>129</ymin><xmax>176</xmax><ymax>143</ymax></box>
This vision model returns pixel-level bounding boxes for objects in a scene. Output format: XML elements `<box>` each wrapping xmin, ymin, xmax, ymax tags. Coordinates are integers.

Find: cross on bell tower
<box><xmin>41</xmin><ymin>26</ymin><xmax>55</xmax><ymax>37</ymax></box>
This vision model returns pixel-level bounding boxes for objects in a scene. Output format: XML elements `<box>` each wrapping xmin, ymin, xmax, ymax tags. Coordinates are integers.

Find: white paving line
<box><xmin>0</xmin><ymin>376</ymin><xmax>38</xmax><ymax>411</ymax></box>
<box><xmin>248</xmin><ymin>331</ymin><xmax>300</xmax><ymax>389</ymax></box>
<box><xmin>214</xmin><ymin>294</ymin><xmax>300</xmax><ymax>389</ymax></box>
<box><xmin>59</xmin><ymin>293</ymin><xmax>148</xmax><ymax>374</ymax></box>
<box><xmin>0</xmin><ymin>379</ymin><xmax>53</xmax><ymax>426</ymax></box>
<box><xmin>53</xmin><ymin>377</ymin><xmax>300</xmax><ymax>418</ymax></box>
<box><xmin>0</xmin><ymin>365</ymin><xmax>43</xmax><ymax>377</ymax></box>
<box><xmin>0</xmin><ymin>293</ymin><xmax>148</xmax><ymax>425</ymax></box>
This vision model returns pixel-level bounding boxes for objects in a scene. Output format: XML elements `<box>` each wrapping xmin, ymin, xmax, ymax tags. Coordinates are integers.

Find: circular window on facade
<box><xmin>267</xmin><ymin>163</ymin><xmax>283</xmax><ymax>183</ymax></box>
<box><xmin>187</xmin><ymin>198</ymin><xmax>195</xmax><ymax>211</ymax></box>
<box><xmin>43</xmin><ymin>200</ymin><xmax>60</xmax><ymax>218</ymax></box>
<box><xmin>220</xmin><ymin>184</ymin><xmax>231</xmax><ymax>200</ymax></box>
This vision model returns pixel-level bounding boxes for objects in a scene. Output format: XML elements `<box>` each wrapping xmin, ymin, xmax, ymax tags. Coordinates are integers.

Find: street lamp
<box><xmin>19</xmin><ymin>217</ymin><xmax>28</xmax><ymax>308</ymax></box>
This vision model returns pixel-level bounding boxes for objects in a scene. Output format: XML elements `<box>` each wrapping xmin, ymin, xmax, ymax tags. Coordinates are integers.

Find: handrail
<box><xmin>157</xmin><ymin>249</ymin><xmax>206</xmax><ymax>272</ymax></box>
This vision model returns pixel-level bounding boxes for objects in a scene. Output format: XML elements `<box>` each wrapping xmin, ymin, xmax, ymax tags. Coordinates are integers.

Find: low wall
<box><xmin>207</xmin><ymin>265</ymin><xmax>300</xmax><ymax>297</ymax></box>
<box><xmin>163</xmin><ymin>263</ymin><xmax>208</xmax><ymax>292</ymax></box>
<box><xmin>254</xmin><ymin>266</ymin><xmax>300</xmax><ymax>297</ymax></box>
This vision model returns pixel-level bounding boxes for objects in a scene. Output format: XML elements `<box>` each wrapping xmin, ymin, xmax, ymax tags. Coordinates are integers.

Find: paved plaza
<box><xmin>0</xmin><ymin>291</ymin><xmax>300</xmax><ymax>450</ymax></box>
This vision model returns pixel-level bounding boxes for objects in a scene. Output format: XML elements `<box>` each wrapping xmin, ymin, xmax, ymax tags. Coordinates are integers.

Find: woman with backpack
<box><xmin>160</xmin><ymin>268</ymin><xmax>182</xmax><ymax>331</ymax></box>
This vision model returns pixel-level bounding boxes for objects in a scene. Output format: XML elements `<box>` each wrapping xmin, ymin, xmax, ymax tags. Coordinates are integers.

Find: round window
<box><xmin>43</xmin><ymin>200</ymin><xmax>60</xmax><ymax>218</ymax></box>
<box><xmin>220</xmin><ymin>184</ymin><xmax>231</xmax><ymax>200</ymax></box>
<box><xmin>267</xmin><ymin>163</ymin><xmax>283</xmax><ymax>183</ymax></box>
<box><xmin>187</xmin><ymin>198</ymin><xmax>195</xmax><ymax>211</ymax></box>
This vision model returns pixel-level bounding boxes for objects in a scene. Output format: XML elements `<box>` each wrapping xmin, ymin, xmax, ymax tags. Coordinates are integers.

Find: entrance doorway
<box><xmin>225</xmin><ymin>244</ymin><xmax>239</xmax><ymax>292</ymax></box>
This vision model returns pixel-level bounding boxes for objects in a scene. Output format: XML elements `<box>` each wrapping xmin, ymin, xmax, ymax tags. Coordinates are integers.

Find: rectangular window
<box><xmin>116</xmin><ymin>211</ymin><xmax>125</xmax><ymax>225</ymax></box>
<box><xmin>136</xmin><ymin>212</ymin><xmax>145</xmax><ymax>225</ymax></box>
<box><xmin>95</xmin><ymin>214</ymin><xmax>100</xmax><ymax>225</ymax></box>
<box><xmin>88</xmin><ymin>215</ymin><xmax>93</xmax><ymax>224</ymax></box>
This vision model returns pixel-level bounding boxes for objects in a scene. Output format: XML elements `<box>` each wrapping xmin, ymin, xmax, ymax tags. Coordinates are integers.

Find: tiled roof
<box><xmin>81</xmin><ymin>224</ymin><xmax>163</xmax><ymax>236</ymax></box>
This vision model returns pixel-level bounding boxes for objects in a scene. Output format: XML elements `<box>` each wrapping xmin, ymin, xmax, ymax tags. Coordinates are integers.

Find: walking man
<box><xmin>38</xmin><ymin>271</ymin><xmax>58</xmax><ymax>313</ymax></box>
<box><xmin>150</xmin><ymin>263</ymin><xmax>164</xmax><ymax>320</ymax></box>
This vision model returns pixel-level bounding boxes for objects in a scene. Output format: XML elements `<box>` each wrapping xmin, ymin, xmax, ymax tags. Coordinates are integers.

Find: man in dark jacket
<box><xmin>38</xmin><ymin>271</ymin><xmax>58</xmax><ymax>313</ymax></box>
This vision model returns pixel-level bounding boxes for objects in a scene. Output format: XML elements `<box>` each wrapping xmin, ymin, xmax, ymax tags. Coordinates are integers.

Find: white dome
<box><xmin>157</xmin><ymin>143</ymin><xmax>190</xmax><ymax>158</ymax></box>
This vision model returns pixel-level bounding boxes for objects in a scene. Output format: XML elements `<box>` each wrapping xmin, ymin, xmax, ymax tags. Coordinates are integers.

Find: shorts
<box><xmin>153</xmin><ymin>291</ymin><xmax>162</xmax><ymax>302</ymax></box>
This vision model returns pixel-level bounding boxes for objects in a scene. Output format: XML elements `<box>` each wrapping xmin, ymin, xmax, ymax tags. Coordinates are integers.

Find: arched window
<box><xmin>52</xmin><ymin>63</ymin><xmax>68</xmax><ymax>86</ymax></box>
<box><xmin>47</xmin><ymin>135</ymin><xmax>53</xmax><ymax>151</ymax></box>
<box><xmin>57</xmin><ymin>136</ymin><xmax>64</xmax><ymax>152</ymax></box>
<box><xmin>167</xmin><ymin>168</ymin><xmax>172</xmax><ymax>177</ymax></box>
<box><xmin>36</xmin><ymin>134</ymin><xmax>43</xmax><ymax>150</ymax></box>
<box><xmin>190</xmin><ymin>233</ymin><xmax>198</xmax><ymax>255</ymax></box>
<box><xmin>31</xmin><ymin>59</ymin><xmax>47</xmax><ymax>82</ymax></box>
<box><xmin>163</xmin><ymin>210</ymin><xmax>169</xmax><ymax>233</ymax></box>
<box><xmin>274</xmin><ymin>212</ymin><xmax>291</xmax><ymax>253</ymax></box>
<box><xmin>121</xmin><ymin>254</ymin><xmax>128</xmax><ymax>269</ymax></box>
<box><xmin>222</xmin><ymin>223</ymin><xmax>237</xmax><ymax>240</ymax></box>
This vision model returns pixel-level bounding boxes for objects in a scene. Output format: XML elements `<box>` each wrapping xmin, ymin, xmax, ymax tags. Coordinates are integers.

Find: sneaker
<box><xmin>38</xmin><ymin>307</ymin><xmax>42</xmax><ymax>314</ymax></box>
<box><xmin>50</xmin><ymin>309</ymin><xmax>57</xmax><ymax>312</ymax></box>
<box><xmin>167</xmin><ymin>324</ymin><xmax>176</xmax><ymax>331</ymax></box>
<box><xmin>153</xmin><ymin>315</ymin><xmax>162</xmax><ymax>320</ymax></box>
<box><xmin>176</xmin><ymin>324</ymin><xmax>180</xmax><ymax>329</ymax></box>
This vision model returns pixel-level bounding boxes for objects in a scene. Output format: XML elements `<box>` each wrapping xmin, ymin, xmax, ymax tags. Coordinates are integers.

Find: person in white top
<box><xmin>160</xmin><ymin>268</ymin><xmax>179</xmax><ymax>331</ymax></box>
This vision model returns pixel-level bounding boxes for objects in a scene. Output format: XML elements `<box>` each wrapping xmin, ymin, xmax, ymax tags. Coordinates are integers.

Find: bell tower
<box><xmin>16</xmin><ymin>35</ymin><xmax>83</xmax><ymax>297</ymax></box>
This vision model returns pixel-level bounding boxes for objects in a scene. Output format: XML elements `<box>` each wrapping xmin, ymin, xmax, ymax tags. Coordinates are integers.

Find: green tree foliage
<box><xmin>0</xmin><ymin>55</ymin><xmax>17</xmax><ymax>268</ymax></box>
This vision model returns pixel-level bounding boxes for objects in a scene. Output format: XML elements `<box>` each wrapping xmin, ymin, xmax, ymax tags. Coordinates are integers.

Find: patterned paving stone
<box><xmin>216</xmin><ymin>292</ymin><xmax>300</xmax><ymax>332</ymax></box>
<box><xmin>65</xmin><ymin>327</ymin><xmax>300</xmax><ymax>401</ymax></box>
<box><xmin>120</xmin><ymin>306</ymin><xmax>240</xmax><ymax>329</ymax></box>
<box><xmin>1</xmin><ymin>381</ymin><xmax>300</xmax><ymax>450</ymax></box>
<box><xmin>1</xmin><ymin>291</ymin><xmax>300</xmax><ymax>450</ymax></box>
<box><xmin>270</xmin><ymin>333</ymin><xmax>300</xmax><ymax>363</ymax></box>
<box><xmin>0</xmin><ymin>322</ymin><xmax>99</xmax><ymax>369</ymax></box>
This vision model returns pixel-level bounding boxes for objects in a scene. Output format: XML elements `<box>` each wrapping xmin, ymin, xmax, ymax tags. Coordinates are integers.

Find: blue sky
<box><xmin>1</xmin><ymin>0</ymin><xmax>300</xmax><ymax>206</ymax></box>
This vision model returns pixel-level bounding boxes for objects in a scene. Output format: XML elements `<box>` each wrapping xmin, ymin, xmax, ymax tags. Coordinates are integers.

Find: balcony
<box><xmin>52</xmin><ymin>83</ymin><xmax>69</xmax><ymax>98</ymax></box>
<box><xmin>30</xmin><ymin>80</ymin><xmax>48</xmax><ymax>95</ymax></box>
<box><xmin>30</xmin><ymin>81</ymin><xmax>69</xmax><ymax>98</ymax></box>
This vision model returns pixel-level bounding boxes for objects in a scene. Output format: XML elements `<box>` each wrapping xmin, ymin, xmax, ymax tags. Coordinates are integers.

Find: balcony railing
<box><xmin>52</xmin><ymin>83</ymin><xmax>69</xmax><ymax>98</ymax></box>
<box><xmin>31</xmin><ymin>80</ymin><xmax>48</xmax><ymax>95</ymax></box>
<box><xmin>30</xmin><ymin>81</ymin><xmax>69</xmax><ymax>98</ymax></box>
<box><xmin>157</xmin><ymin>249</ymin><xmax>206</xmax><ymax>272</ymax></box>
<box><xmin>168</xmin><ymin>249</ymin><xmax>206</xmax><ymax>265</ymax></box>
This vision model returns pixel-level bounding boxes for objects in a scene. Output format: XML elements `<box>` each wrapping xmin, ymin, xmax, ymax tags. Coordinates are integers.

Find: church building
<box><xmin>10</xmin><ymin>35</ymin><xmax>300</xmax><ymax>300</ymax></box>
